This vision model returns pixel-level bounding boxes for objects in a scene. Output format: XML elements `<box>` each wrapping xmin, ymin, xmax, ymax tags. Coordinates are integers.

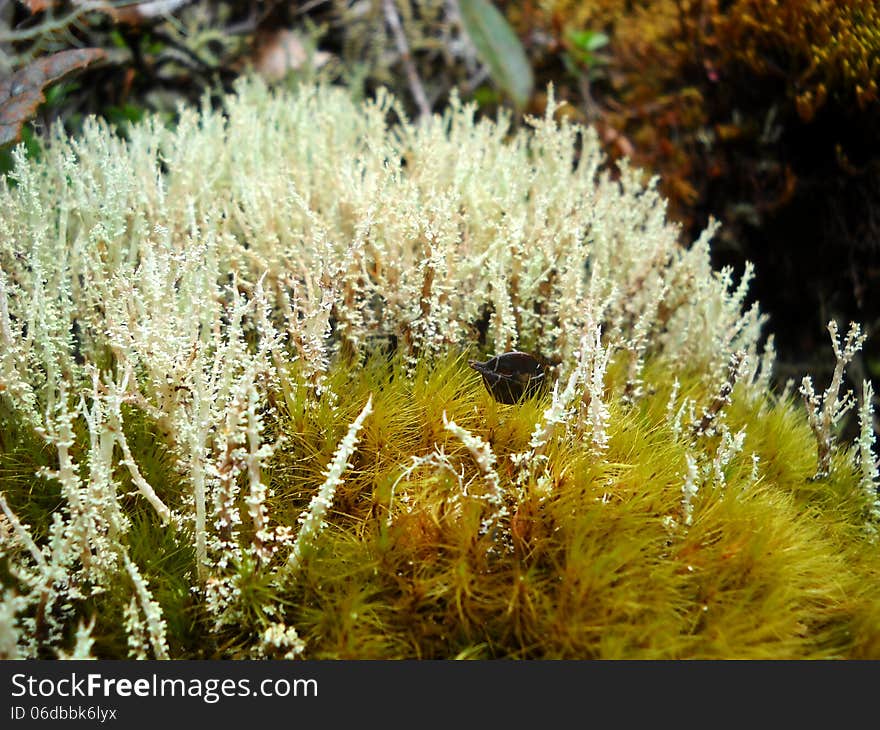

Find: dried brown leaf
<box><xmin>21</xmin><ymin>0</ymin><xmax>58</xmax><ymax>12</ymax></box>
<box><xmin>253</xmin><ymin>29</ymin><xmax>330</xmax><ymax>81</ymax></box>
<box><xmin>0</xmin><ymin>47</ymin><xmax>106</xmax><ymax>148</ymax></box>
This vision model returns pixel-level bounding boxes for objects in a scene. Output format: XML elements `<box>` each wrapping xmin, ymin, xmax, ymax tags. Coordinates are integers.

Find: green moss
<box><xmin>3</xmin><ymin>347</ymin><xmax>879</xmax><ymax>658</ymax></box>
<box><xmin>199</xmin><ymin>349</ymin><xmax>880</xmax><ymax>658</ymax></box>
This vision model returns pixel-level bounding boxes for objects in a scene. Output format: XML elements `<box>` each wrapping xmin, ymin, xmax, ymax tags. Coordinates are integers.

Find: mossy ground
<box><xmin>2</xmin><ymin>350</ymin><xmax>879</xmax><ymax>659</ymax></box>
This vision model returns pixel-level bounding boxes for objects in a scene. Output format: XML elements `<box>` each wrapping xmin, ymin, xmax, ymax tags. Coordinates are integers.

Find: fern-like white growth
<box><xmin>681</xmin><ymin>454</ymin><xmax>701</xmax><ymax>527</ymax></box>
<box><xmin>285</xmin><ymin>395</ymin><xmax>373</xmax><ymax>575</ymax></box>
<box><xmin>0</xmin><ymin>590</ymin><xmax>28</xmax><ymax>659</ymax></box>
<box><xmin>692</xmin><ymin>351</ymin><xmax>747</xmax><ymax>438</ymax></box>
<box><xmin>443</xmin><ymin>412</ymin><xmax>507</xmax><ymax>540</ymax></box>
<box><xmin>711</xmin><ymin>425</ymin><xmax>747</xmax><ymax>486</ymax></box>
<box><xmin>509</xmin><ymin>326</ymin><xmax>613</xmax><ymax>496</ymax></box>
<box><xmin>123</xmin><ymin>554</ymin><xmax>170</xmax><ymax>660</ymax></box>
<box><xmin>57</xmin><ymin>618</ymin><xmax>96</xmax><ymax>660</ymax></box>
<box><xmin>576</xmin><ymin>324</ymin><xmax>613</xmax><ymax>455</ymax></box>
<box><xmin>857</xmin><ymin>380</ymin><xmax>880</xmax><ymax>523</ymax></box>
<box><xmin>800</xmin><ymin>321</ymin><xmax>867</xmax><ymax>480</ymax></box>
<box><xmin>386</xmin><ymin>447</ymin><xmax>463</xmax><ymax>526</ymax></box>
<box><xmin>255</xmin><ymin>622</ymin><xmax>306</xmax><ymax>660</ymax></box>
<box><xmin>0</xmin><ymin>490</ymin><xmax>45</xmax><ymax>569</ymax></box>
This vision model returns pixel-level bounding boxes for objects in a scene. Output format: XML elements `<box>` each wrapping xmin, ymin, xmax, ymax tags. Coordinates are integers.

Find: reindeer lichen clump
<box><xmin>800</xmin><ymin>321</ymin><xmax>867</xmax><ymax>480</ymax></box>
<box><xmin>0</xmin><ymin>79</ymin><xmax>878</xmax><ymax>659</ymax></box>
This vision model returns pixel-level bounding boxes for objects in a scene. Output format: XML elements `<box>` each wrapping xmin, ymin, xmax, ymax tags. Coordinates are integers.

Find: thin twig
<box><xmin>294</xmin><ymin>0</ymin><xmax>330</xmax><ymax>15</ymax></box>
<box><xmin>382</xmin><ymin>0</ymin><xmax>431</xmax><ymax>119</ymax></box>
<box><xmin>0</xmin><ymin>491</ymin><xmax>46</xmax><ymax>568</ymax></box>
<box><xmin>118</xmin><ymin>0</ymin><xmax>192</xmax><ymax>19</ymax></box>
<box><xmin>0</xmin><ymin>2</ymin><xmax>104</xmax><ymax>43</ymax></box>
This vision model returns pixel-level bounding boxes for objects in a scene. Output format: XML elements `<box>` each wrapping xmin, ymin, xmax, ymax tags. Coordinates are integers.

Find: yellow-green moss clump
<box><xmin>260</xmin><ymin>352</ymin><xmax>880</xmax><ymax>659</ymax></box>
<box><xmin>0</xmin><ymin>78</ymin><xmax>877</xmax><ymax>658</ymax></box>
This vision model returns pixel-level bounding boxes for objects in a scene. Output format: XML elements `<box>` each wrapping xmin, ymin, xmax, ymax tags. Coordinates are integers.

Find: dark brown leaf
<box><xmin>469</xmin><ymin>351</ymin><xmax>546</xmax><ymax>405</ymax></box>
<box><xmin>0</xmin><ymin>48</ymin><xmax>106</xmax><ymax>149</ymax></box>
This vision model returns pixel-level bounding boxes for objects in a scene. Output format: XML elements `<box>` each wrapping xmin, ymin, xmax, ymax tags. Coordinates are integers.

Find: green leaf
<box><xmin>566</xmin><ymin>29</ymin><xmax>610</xmax><ymax>68</ymax></box>
<box><xmin>458</xmin><ymin>0</ymin><xmax>533</xmax><ymax>109</ymax></box>
<box><xmin>568</xmin><ymin>30</ymin><xmax>609</xmax><ymax>54</ymax></box>
<box><xmin>44</xmin><ymin>81</ymin><xmax>77</xmax><ymax>107</ymax></box>
<box><xmin>472</xmin><ymin>85</ymin><xmax>502</xmax><ymax>107</ymax></box>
